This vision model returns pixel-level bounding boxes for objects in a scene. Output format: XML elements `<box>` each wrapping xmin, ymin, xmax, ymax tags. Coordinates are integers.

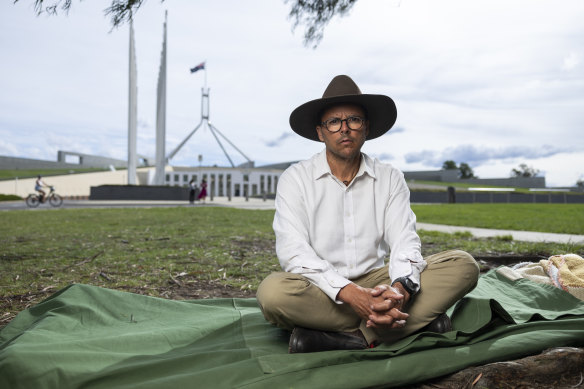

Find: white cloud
<box><xmin>1</xmin><ymin>0</ymin><xmax>583</xmax><ymax>186</ymax></box>
<box><xmin>0</xmin><ymin>138</ymin><xmax>19</xmax><ymax>156</ymax></box>
<box><xmin>264</xmin><ymin>132</ymin><xmax>296</xmax><ymax>148</ymax></box>
<box><xmin>562</xmin><ymin>51</ymin><xmax>581</xmax><ymax>71</ymax></box>
<box><xmin>404</xmin><ymin>144</ymin><xmax>574</xmax><ymax>167</ymax></box>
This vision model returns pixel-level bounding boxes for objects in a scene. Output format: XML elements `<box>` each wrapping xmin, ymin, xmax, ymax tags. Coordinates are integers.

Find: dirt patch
<box><xmin>407</xmin><ymin>347</ymin><xmax>584</xmax><ymax>389</ymax></box>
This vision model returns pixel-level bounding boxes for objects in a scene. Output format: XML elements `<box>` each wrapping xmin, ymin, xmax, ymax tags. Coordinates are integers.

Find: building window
<box><xmin>267</xmin><ymin>176</ymin><xmax>272</xmax><ymax>193</ymax></box>
<box><xmin>165</xmin><ymin>174</ymin><xmax>170</xmax><ymax>183</ymax></box>
<box><xmin>183</xmin><ymin>174</ymin><xmax>188</xmax><ymax>182</ymax></box>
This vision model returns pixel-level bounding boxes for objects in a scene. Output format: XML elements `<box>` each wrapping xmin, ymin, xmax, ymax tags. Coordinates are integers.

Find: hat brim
<box><xmin>289</xmin><ymin>94</ymin><xmax>397</xmax><ymax>142</ymax></box>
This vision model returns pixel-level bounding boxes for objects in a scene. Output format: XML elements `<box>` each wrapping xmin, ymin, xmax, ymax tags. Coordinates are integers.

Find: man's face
<box><xmin>316</xmin><ymin>103</ymin><xmax>369</xmax><ymax>161</ymax></box>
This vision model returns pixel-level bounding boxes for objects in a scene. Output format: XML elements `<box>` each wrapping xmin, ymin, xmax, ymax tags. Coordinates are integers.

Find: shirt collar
<box><xmin>360</xmin><ymin>153</ymin><xmax>377</xmax><ymax>180</ymax></box>
<box><xmin>312</xmin><ymin>149</ymin><xmax>377</xmax><ymax>181</ymax></box>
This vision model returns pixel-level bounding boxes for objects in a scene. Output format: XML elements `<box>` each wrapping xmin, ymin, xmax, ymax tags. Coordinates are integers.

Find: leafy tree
<box><xmin>576</xmin><ymin>178</ymin><xmax>584</xmax><ymax>189</ymax></box>
<box><xmin>442</xmin><ymin>160</ymin><xmax>476</xmax><ymax>179</ymax></box>
<box><xmin>511</xmin><ymin>163</ymin><xmax>539</xmax><ymax>178</ymax></box>
<box><xmin>286</xmin><ymin>0</ymin><xmax>357</xmax><ymax>47</ymax></box>
<box><xmin>442</xmin><ymin>160</ymin><xmax>458</xmax><ymax>170</ymax></box>
<box><xmin>458</xmin><ymin>162</ymin><xmax>476</xmax><ymax>179</ymax></box>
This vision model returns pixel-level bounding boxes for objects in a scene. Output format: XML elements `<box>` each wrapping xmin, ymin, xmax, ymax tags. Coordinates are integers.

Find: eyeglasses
<box><xmin>320</xmin><ymin>116</ymin><xmax>366</xmax><ymax>133</ymax></box>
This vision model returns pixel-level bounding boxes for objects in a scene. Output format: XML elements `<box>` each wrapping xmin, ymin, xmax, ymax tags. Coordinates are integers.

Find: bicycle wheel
<box><xmin>49</xmin><ymin>194</ymin><xmax>63</xmax><ymax>207</ymax></box>
<box><xmin>26</xmin><ymin>194</ymin><xmax>40</xmax><ymax>208</ymax></box>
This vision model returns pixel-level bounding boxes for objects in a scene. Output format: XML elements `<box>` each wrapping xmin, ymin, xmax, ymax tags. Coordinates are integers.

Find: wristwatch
<box><xmin>391</xmin><ymin>277</ymin><xmax>418</xmax><ymax>297</ymax></box>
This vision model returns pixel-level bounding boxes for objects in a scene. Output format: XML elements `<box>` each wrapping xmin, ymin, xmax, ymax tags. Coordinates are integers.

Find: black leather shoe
<box><xmin>288</xmin><ymin>327</ymin><xmax>369</xmax><ymax>353</ymax></box>
<box><xmin>422</xmin><ymin>313</ymin><xmax>452</xmax><ymax>333</ymax></box>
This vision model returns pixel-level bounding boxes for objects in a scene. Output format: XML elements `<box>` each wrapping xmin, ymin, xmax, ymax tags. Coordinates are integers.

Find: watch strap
<box><xmin>391</xmin><ymin>277</ymin><xmax>418</xmax><ymax>296</ymax></box>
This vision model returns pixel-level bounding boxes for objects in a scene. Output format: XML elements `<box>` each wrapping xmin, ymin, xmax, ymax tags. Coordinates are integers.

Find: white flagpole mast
<box><xmin>153</xmin><ymin>11</ymin><xmax>168</xmax><ymax>185</ymax></box>
<box><xmin>127</xmin><ymin>16</ymin><xmax>138</xmax><ymax>185</ymax></box>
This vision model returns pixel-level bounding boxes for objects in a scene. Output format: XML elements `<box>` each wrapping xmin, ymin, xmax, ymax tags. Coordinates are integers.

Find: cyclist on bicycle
<box><xmin>35</xmin><ymin>175</ymin><xmax>48</xmax><ymax>203</ymax></box>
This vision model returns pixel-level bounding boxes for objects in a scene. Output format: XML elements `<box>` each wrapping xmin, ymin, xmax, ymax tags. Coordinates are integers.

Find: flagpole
<box><xmin>127</xmin><ymin>15</ymin><xmax>137</xmax><ymax>185</ymax></box>
<box><xmin>154</xmin><ymin>11</ymin><xmax>168</xmax><ymax>185</ymax></box>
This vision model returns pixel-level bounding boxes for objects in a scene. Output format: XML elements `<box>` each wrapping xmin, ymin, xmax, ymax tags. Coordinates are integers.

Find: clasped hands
<box><xmin>337</xmin><ymin>283</ymin><xmax>410</xmax><ymax>330</ymax></box>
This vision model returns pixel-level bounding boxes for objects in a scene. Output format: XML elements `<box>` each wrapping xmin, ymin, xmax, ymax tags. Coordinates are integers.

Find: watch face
<box><xmin>400</xmin><ymin>278</ymin><xmax>416</xmax><ymax>295</ymax></box>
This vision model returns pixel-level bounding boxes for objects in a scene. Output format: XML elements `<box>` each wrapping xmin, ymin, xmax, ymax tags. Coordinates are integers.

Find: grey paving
<box><xmin>417</xmin><ymin>223</ymin><xmax>584</xmax><ymax>244</ymax></box>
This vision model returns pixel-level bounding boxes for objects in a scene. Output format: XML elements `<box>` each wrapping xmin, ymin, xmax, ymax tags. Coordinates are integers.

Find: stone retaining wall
<box><xmin>90</xmin><ymin>185</ymin><xmax>189</xmax><ymax>201</ymax></box>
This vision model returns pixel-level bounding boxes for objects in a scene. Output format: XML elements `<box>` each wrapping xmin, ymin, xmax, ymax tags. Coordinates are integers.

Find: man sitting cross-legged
<box><xmin>257</xmin><ymin>75</ymin><xmax>480</xmax><ymax>353</ymax></box>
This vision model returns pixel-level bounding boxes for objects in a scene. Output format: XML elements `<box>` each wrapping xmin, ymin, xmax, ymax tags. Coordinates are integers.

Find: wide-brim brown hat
<box><xmin>289</xmin><ymin>75</ymin><xmax>397</xmax><ymax>142</ymax></box>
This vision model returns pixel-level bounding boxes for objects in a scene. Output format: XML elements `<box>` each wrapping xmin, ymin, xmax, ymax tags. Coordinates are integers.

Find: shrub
<box><xmin>0</xmin><ymin>194</ymin><xmax>21</xmax><ymax>202</ymax></box>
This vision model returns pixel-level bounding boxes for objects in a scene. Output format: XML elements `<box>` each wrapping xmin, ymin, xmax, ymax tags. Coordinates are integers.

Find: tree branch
<box><xmin>104</xmin><ymin>0</ymin><xmax>147</xmax><ymax>28</ymax></box>
<box><xmin>14</xmin><ymin>0</ymin><xmax>73</xmax><ymax>16</ymax></box>
<box><xmin>285</xmin><ymin>0</ymin><xmax>358</xmax><ymax>48</ymax></box>
<box><xmin>14</xmin><ymin>0</ymin><xmax>164</xmax><ymax>29</ymax></box>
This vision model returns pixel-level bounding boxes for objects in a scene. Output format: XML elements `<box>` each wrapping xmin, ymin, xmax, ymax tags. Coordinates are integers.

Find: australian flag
<box><xmin>190</xmin><ymin>62</ymin><xmax>205</xmax><ymax>73</ymax></box>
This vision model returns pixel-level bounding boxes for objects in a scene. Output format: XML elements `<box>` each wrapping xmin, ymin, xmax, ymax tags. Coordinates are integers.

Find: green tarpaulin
<box><xmin>1</xmin><ymin>270</ymin><xmax>584</xmax><ymax>388</ymax></box>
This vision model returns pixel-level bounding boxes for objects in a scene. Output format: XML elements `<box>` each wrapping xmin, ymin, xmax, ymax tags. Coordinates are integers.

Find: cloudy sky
<box><xmin>1</xmin><ymin>0</ymin><xmax>583</xmax><ymax>187</ymax></box>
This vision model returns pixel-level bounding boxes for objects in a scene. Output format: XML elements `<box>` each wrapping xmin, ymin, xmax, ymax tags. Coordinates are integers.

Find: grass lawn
<box><xmin>1</xmin><ymin>206</ymin><xmax>583</xmax><ymax>328</ymax></box>
<box><xmin>412</xmin><ymin>203</ymin><xmax>584</xmax><ymax>235</ymax></box>
<box><xmin>0</xmin><ymin>168</ymin><xmax>108</xmax><ymax>181</ymax></box>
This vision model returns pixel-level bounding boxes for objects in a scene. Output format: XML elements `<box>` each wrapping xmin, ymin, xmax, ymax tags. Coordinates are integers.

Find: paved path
<box><xmin>416</xmin><ymin>223</ymin><xmax>584</xmax><ymax>244</ymax></box>
<box><xmin>2</xmin><ymin>197</ymin><xmax>583</xmax><ymax>244</ymax></box>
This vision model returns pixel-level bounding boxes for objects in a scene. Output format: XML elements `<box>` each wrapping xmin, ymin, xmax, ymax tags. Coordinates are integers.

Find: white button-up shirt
<box><xmin>273</xmin><ymin>150</ymin><xmax>426</xmax><ymax>302</ymax></box>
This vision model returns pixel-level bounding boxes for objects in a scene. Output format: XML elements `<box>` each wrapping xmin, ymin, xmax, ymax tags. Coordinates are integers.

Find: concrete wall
<box><xmin>0</xmin><ymin>153</ymin><xmax>129</xmax><ymax>170</ymax></box>
<box><xmin>0</xmin><ymin>155</ymin><xmax>83</xmax><ymax>170</ymax></box>
<box><xmin>459</xmin><ymin>176</ymin><xmax>546</xmax><ymax>189</ymax></box>
<box><xmin>0</xmin><ymin>168</ymin><xmax>150</xmax><ymax>198</ymax></box>
<box><xmin>403</xmin><ymin>169</ymin><xmax>546</xmax><ymax>188</ymax></box>
<box><xmin>57</xmin><ymin>151</ymin><xmax>127</xmax><ymax>168</ymax></box>
<box><xmin>404</xmin><ymin>169</ymin><xmax>459</xmax><ymax>182</ymax></box>
<box><xmin>410</xmin><ymin>190</ymin><xmax>584</xmax><ymax>204</ymax></box>
<box><xmin>90</xmin><ymin>185</ymin><xmax>189</xmax><ymax>200</ymax></box>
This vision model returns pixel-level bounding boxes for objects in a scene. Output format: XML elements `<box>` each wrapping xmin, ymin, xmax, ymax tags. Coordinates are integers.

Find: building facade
<box><xmin>162</xmin><ymin>166</ymin><xmax>284</xmax><ymax>198</ymax></box>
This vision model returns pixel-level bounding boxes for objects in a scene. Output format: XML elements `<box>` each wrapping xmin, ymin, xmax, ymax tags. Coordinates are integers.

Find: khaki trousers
<box><xmin>256</xmin><ymin>250</ymin><xmax>479</xmax><ymax>344</ymax></box>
